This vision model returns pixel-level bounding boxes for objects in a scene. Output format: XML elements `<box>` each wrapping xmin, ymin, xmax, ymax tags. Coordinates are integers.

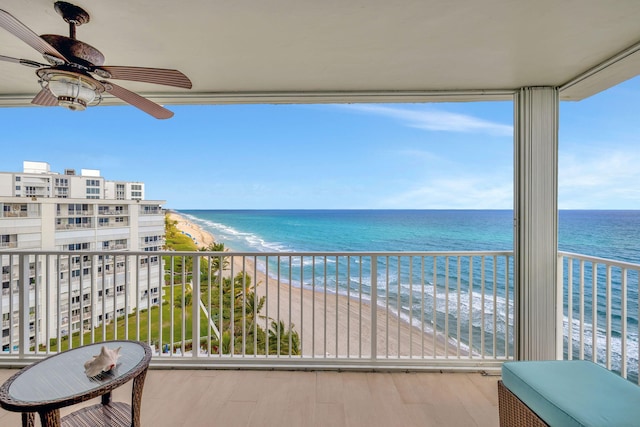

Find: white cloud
<box><xmin>342</xmin><ymin>104</ymin><xmax>513</xmax><ymax>136</ymax></box>
<box><xmin>559</xmin><ymin>148</ymin><xmax>640</xmax><ymax>209</ymax></box>
<box><xmin>381</xmin><ymin>176</ymin><xmax>513</xmax><ymax>209</ymax></box>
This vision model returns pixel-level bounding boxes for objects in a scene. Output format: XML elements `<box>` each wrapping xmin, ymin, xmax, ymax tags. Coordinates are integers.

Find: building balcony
<box><xmin>0</xmin><ymin>249</ymin><xmax>637</xmax><ymax>426</ymax></box>
<box><xmin>0</xmin><ymin>249</ymin><xmax>636</xmax><ymax>380</ymax></box>
<box><xmin>55</xmin><ymin>223</ymin><xmax>94</xmax><ymax>230</ymax></box>
<box><xmin>97</xmin><ymin>208</ymin><xmax>129</xmax><ymax>215</ymax></box>
<box><xmin>0</xmin><ymin>368</ymin><xmax>500</xmax><ymax>426</ymax></box>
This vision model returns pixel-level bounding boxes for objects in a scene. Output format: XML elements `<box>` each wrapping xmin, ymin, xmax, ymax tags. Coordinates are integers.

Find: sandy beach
<box><xmin>168</xmin><ymin>211</ymin><xmax>216</xmax><ymax>249</ymax></box>
<box><xmin>167</xmin><ymin>211</ymin><xmax>453</xmax><ymax>357</ymax></box>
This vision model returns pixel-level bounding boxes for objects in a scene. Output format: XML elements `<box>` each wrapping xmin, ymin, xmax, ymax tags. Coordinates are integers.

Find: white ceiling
<box><xmin>1</xmin><ymin>0</ymin><xmax>640</xmax><ymax>108</ymax></box>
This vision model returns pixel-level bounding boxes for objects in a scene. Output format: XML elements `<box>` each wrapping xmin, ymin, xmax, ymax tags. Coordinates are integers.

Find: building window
<box><xmin>67</xmin><ymin>243</ymin><xmax>89</xmax><ymax>251</ymax></box>
<box><xmin>0</xmin><ymin>234</ymin><xmax>16</xmax><ymax>248</ymax></box>
<box><xmin>15</xmin><ymin>177</ymin><xmax>21</xmax><ymax>181</ymax></box>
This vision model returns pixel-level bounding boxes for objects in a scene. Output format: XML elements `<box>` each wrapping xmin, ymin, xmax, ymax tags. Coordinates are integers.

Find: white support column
<box><xmin>514</xmin><ymin>87</ymin><xmax>559</xmax><ymax>360</ymax></box>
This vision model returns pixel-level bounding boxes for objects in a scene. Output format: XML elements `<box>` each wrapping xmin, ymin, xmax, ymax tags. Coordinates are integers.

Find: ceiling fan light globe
<box><xmin>47</xmin><ymin>74</ymin><xmax>97</xmax><ymax>110</ymax></box>
<box><xmin>57</xmin><ymin>96</ymin><xmax>86</xmax><ymax>111</ymax></box>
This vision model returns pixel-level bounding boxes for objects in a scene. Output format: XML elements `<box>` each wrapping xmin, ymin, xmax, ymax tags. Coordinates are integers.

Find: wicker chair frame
<box><xmin>497</xmin><ymin>380</ymin><xmax>549</xmax><ymax>427</ymax></box>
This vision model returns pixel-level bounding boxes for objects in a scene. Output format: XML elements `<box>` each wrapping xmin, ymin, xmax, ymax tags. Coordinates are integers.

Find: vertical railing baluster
<box><xmin>56</xmin><ymin>255</ymin><xmax>62</xmax><ymax>353</ymax></box>
<box><xmin>18</xmin><ymin>254</ymin><xmax>30</xmax><ymax>357</ymax></box>
<box><xmin>456</xmin><ymin>256</ymin><xmax>461</xmax><ymax>358</ymax></box>
<box><xmin>311</xmin><ymin>256</ymin><xmax>315</xmax><ymax>357</ymax></box>
<box><xmin>136</xmin><ymin>254</ymin><xmax>141</xmax><ymax>343</ymax></box>
<box><xmin>370</xmin><ymin>255</ymin><xmax>378</xmax><ymax>362</ymax></box>
<box><xmin>230</xmin><ymin>255</ymin><xmax>235</xmax><ymax>356</ymax></box>
<box><xmin>409</xmin><ymin>255</ymin><xmax>413</xmax><ymax>357</ymax></box>
<box><xmin>170</xmin><ymin>256</ymin><xmax>175</xmax><ymax>357</ymax></box>
<box><xmin>192</xmin><ymin>255</ymin><xmax>200</xmax><ymax>359</ymax></box>
<box><xmin>243</xmin><ymin>256</ymin><xmax>248</xmax><ymax>357</ymax></box>
<box><xmin>146</xmin><ymin>255</ymin><xmax>152</xmax><ymax>349</ymax></box>
<box><xmin>289</xmin><ymin>255</ymin><xmax>292</xmax><ymax>358</ymax></box>
<box><xmin>124</xmin><ymin>254</ymin><xmax>130</xmax><ymax>341</ymax></box>
<box><xmin>347</xmin><ymin>256</ymin><xmax>351</xmax><ymax>357</ymax></box>
<box><xmin>397</xmin><ymin>256</ymin><xmax>401</xmax><ymax>357</ymax></box>
<box><xmin>492</xmin><ymin>255</ymin><xmax>497</xmax><ymax>358</ymax></box>
<box><xmin>33</xmin><ymin>255</ymin><xmax>40</xmax><ymax>353</ymax></box>
<box><xmin>45</xmin><ymin>255</ymin><xmax>51</xmax><ymax>354</ymax></box>
<box><xmin>358</xmin><ymin>256</ymin><xmax>362</xmax><ymax>358</ymax></box>
<box><xmin>264</xmin><ymin>257</ymin><xmax>269</xmax><ymax>356</ymax></box>
<box><xmin>606</xmin><ymin>265</ymin><xmax>612</xmax><ymax>369</ymax></box>
<box><xmin>567</xmin><ymin>259</ymin><xmax>573</xmax><ymax>360</ymax></box>
<box><xmin>158</xmin><ymin>254</ymin><xmax>164</xmax><ymax>357</ymax></box>
<box><xmin>218</xmin><ymin>254</ymin><xmax>224</xmax><ymax>357</ymax></box>
<box><xmin>254</xmin><ymin>256</ymin><xmax>259</xmax><ymax>357</ymax></box>
<box><xmin>505</xmin><ymin>255</ymin><xmax>510</xmax><ymax>358</ymax></box>
<box><xmin>323</xmin><ymin>256</ymin><xmax>327</xmax><ymax>358</ymax></box>
<box><xmin>592</xmin><ymin>262</ymin><xmax>598</xmax><ymax>363</ymax></box>
<box><xmin>180</xmin><ymin>255</ymin><xmax>186</xmax><ymax>356</ymax></box>
<box><xmin>385</xmin><ymin>256</ymin><xmax>390</xmax><ymax>358</ymax></box>
<box><xmin>579</xmin><ymin>260</ymin><xmax>585</xmax><ymax>360</ymax></box>
<box><xmin>480</xmin><ymin>256</ymin><xmax>486</xmax><ymax>358</ymax></box>
<box><xmin>432</xmin><ymin>256</ymin><xmax>437</xmax><ymax>356</ymax></box>
<box><xmin>621</xmin><ymin>268</ymin><xmax>627</xmax><ymax>379</ymax></box>
<box><xmin>468</xmin><ymin>256</ymin><xmax>473</xmax><ymax>359</ymax></box>
<box><xmin>420</xmin><ymin>256</ymin><xmax>425</xmax><ymax>358</ymax></box>
<box><xmin>335</xmin><ymin>255</ymin><xmax>339</xmax><ymax>358</ymax></box>
<box><xmin>300</xmin><ymin>255</ymin><xmax>304</xmax><ymax>358</ymax></box>
<box><xmin>444</xmin><ymin>256</ymin><xmax>449</xmax><ymax>357</ymax></box>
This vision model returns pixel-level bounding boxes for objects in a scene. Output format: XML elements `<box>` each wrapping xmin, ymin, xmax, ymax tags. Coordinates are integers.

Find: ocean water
<box><xmin>178</xmin><ymin>209</ymin><xmax>640</xmax><ymax>377</ymax></box>
<box><xmin>178</xmin><ymin>209</ymin><xmax>640</xmax><ymax>261</ymax></box>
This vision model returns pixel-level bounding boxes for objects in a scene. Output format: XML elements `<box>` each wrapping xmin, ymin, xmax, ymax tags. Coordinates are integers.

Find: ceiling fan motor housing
<box><xmin>40</xmin><ymin>35</ymin><xmax>104</xmax><ymax>68</ymax></box>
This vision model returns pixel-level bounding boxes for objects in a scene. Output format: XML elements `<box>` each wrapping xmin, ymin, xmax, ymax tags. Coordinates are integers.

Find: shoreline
<box><xmin>167</xmin><ymin>210</ymin><xmax>215</xmax><ymax>249</ymax></box>
<box><xmin>167</xmin><ymin>210</ymin><xmax>453</xmax><ymax>357</ymax></box>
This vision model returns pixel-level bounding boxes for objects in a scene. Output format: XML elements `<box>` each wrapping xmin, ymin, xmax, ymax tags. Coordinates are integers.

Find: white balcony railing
<box><xmin>1</xmin><ymin>249</ymin><xmax>637</xmax><ymax>379</ymax></box>
<box><xmin>1</xmin><ymin>250</ymin><xmax>514</xmax><ymax>371</ymax></box>
<box><xmin>558</xmin><ymin>251</ymin><xmax>640</xmax><ymax>384</ymax></box>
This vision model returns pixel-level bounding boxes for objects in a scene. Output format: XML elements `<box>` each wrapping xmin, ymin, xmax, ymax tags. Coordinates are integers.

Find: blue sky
<box><xmin>1</xmin><ymin>76</ymin><xmax>639</xmax><ymax>210</ymax></box>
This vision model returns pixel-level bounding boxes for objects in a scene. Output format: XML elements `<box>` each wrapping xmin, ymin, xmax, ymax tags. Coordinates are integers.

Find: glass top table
<box><xmin>0</xmin><ymin>340</ymin><xmax>151</xmax><ymax>427</ymax></box>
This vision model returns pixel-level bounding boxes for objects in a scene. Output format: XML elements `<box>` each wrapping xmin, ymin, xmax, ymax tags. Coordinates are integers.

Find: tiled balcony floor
<box><xmin>0</xmin><ymin>368</ymin><xmax>500</xmax><ymax>426</ymax></box>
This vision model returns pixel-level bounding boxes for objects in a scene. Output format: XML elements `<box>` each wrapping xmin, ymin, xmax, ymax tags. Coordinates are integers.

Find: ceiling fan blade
<box><xmin>0</xmin><ymin>9</ymin><xmax>67</xmax><ymax>63</ymax></box>
<box><xmin>104</xmin><ymin>81</ymin><xmax>174</xmax><ymax>119</ymax></box>
<box><xmin>0</xmin><ymin>54</ymin><xmax>46</xmax><ymax>68</ymax></box>
<box><xmin>31</xmin><ymin>88</ymin><xmax>58</xmax><ymax>106</ymax></box>
<box><xmin>96</xmin><ymin>66</ymin><xmax>192</xmax><ymax>89</ymax></box>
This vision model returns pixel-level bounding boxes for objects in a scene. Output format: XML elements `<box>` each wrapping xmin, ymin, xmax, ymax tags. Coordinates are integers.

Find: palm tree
<box><xmin>268</xmin><ymin>320</ymin><xmax>300</xmax><ymax>355</ymax></box>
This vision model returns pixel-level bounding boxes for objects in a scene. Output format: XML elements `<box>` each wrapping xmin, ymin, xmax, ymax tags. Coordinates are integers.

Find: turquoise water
<box><xmin>178</xmin><ymin>209</ymin><xmax>640</xmax><ymax>262</ymax></box>
<box><xmin>179</xmin><ymin>209</ymin><xmax>640</xmax><ymax>377</ymax></box>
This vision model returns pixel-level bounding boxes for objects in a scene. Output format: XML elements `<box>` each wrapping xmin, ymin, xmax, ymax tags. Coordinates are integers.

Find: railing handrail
<box><xmin>559</xmin><ymin>250</ymin><xmax>640</xmax><ymax>270</ymax></box>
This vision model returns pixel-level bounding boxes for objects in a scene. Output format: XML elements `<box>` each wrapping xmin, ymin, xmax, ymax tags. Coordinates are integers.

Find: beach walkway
<box><xmin>0</xmin><ymin>368</ymin><xmax>500</xmax><ymax>426</ymax></box>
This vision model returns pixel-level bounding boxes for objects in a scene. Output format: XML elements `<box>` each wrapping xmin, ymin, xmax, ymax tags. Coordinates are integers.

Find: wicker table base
<box><xmin>60</xmin><ymin>401</ymin><xmax>132</xmax><ymax>427</ymax></box>
<box><xmin>0</xmin><ymin>341</ymin><xmax>151</xmax><ymax>427</ymax></box>
<box><xmin>497</xmin><ymin>380</ymin><xmax>549</xmax><ymax>427</ymax></box>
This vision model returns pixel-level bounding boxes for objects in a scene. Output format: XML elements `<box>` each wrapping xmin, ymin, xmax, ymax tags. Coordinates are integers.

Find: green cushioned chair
<box><xmin>498</xmin><ymin>360</ymin><xmax>640</xmax><ymax>427</ymax></box>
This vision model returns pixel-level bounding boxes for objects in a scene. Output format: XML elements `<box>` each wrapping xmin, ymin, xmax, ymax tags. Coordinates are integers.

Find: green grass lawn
<box><xmin>51</xmin><ymin>286</ymin><xmax>213</xmax><ymax>352</ymax></box>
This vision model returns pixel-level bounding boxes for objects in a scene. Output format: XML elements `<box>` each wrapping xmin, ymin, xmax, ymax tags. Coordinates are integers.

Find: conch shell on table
<box><xmin>84</xmin><ymin>346</ymin><xmax>122</xmax><ymax>377</ymax></box>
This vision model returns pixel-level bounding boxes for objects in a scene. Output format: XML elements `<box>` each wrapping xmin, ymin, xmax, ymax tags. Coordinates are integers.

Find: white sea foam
<box><xmin>182</xmin><ymin>214</ymin><xmax>289</xmax><ymax>252</ymax></box>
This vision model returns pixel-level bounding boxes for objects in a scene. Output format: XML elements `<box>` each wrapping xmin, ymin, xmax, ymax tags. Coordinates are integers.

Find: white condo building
<box><xmin>0</xmin><ymin>161</ymin><xmax>165</xmax><ymax>351</ymax></box>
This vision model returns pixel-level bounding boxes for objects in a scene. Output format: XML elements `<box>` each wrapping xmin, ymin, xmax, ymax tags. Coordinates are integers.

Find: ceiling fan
<box><xmin>0</xmin><ymin>1</ymin><xmax>192</xmax><ymax>119</ymax></box>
